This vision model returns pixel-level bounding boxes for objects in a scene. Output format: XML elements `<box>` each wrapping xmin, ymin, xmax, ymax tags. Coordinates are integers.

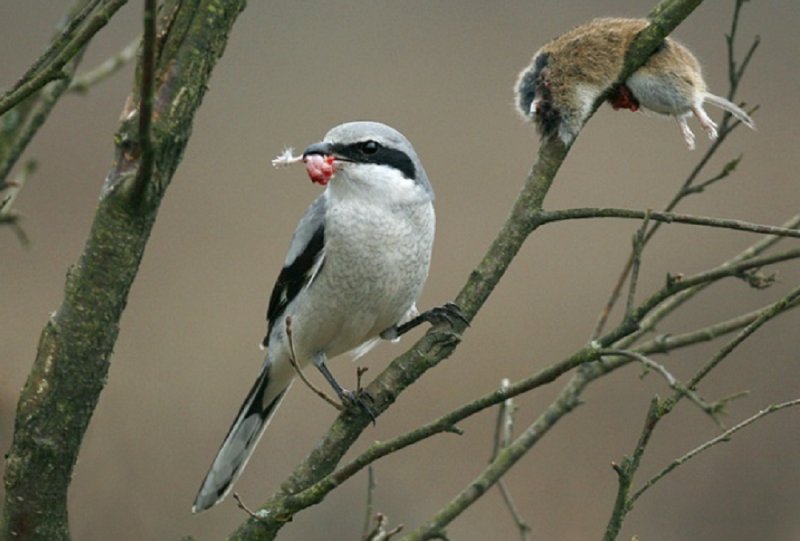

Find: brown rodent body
<box><xmin>516</xmin><ymin>18</ymin><xmax>754</xmax><ymax>149</ymax></box>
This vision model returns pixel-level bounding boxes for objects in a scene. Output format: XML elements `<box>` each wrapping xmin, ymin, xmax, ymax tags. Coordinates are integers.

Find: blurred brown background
<box><xmin>2</xmin><ymin>1</ymin><xmax>799</xmax><ymax>540</ymax></box>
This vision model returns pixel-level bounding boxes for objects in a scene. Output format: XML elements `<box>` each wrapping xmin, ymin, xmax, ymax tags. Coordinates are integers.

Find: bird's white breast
<box><xmin>281</xmin><ymin>168</ymin><xmax>435</xmax><ymax>362</ymax></box>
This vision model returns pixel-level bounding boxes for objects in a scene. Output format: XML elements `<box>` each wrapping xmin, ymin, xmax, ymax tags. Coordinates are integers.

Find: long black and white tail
<box><xmin>192</xmin><ymin>361</ymin><xmax>291</xmax><ymax>513</ymax></box>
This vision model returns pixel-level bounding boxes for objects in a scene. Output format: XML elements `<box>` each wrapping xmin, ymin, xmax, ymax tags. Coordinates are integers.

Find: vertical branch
<box><xmin>0</xmin><ymin>1</ymin><xmax>248</xmax><ymax>539</ymax></box>
<box><xmin>362</xmin><ymin>466</ymin><xmax>377</xmax><ymax>540</ymax></box>
<box><xmin>490</xmin><ymin>380</ymin><xmax>532</xmax><ymax>541</ymax></box>
<box><xmin>131</xmin><ymin>0</ymin><xmax>157</xmax><ymax>203</ymax></box>
<box><xmin>624</xmin><ymin>212</ymin><xmax>650</xmax><ymax>321</ymax></box>
<box><xmin>602</xmin><ymin>398</ymin><xmax>662</xmax><ymax>541</ymax></box>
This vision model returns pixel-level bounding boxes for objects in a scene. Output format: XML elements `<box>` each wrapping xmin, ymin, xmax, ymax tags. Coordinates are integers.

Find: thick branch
<box><xmin>0</xmin><ymin>1</ymin><xmax>247</xmax><ymax>539</ymax></box>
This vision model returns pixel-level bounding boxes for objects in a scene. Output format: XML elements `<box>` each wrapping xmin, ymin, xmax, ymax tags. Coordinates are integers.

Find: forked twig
<box><xmin>631</xmin><ymin>398</ymin><xmax>800</xmax><ymax>502</ymax></box>
<box><xmin>232</xmin><ymin>492</ymin><xmax>268</xmax><ymax>523</ymax></box>
<box><xmin>363</xmin><ymin>512</ymin><xmax>403</xmax><ymax>541</ymax></box>
<box><xmin>601</xmin><ymin>349</ymin><xmax>726</xmax><ymax>426</ymax></box>
<box><xmin>490</xmin><ymin>379</ymin><xmax>532</xmax><ymax>541</ymax></box>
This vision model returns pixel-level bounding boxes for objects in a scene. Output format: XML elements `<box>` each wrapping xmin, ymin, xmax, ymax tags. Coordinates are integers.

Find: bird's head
<box><xmin>301</xmin><ymin>121</ymin><xmax>433</xmax><ymax>203</ymax></box>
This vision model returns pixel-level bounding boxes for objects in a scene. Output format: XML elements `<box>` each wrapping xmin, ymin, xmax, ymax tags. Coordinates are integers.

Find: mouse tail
<box><xmin>703</xmin><ymin>93</ymin><xmax>756</xmax><ymax>130</ymax></box>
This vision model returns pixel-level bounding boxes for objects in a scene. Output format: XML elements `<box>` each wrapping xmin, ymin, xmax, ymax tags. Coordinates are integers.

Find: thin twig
<box><xmin>0</xmin><ymin>2</ymin><xmax>97</xmax><ymax>188</ymax></box>
<box><xmin>357</xmin><ymin>366</ymin><xmax>369</xmax><ymax>394</ymax></box>
<box><xmin>0</xmin><ymin>159</ymin><xmax>36</xmax><ymax>247</ymax></box>
<box><xmin>686</xmin><ymin>285</ymin><xmax>800</xmax><ymax>391</ymax></box>
<box><xmin>362</xmin><ymin>466</ymin><xmax>377</xmax><ymax>540</ymax></box>
<box><xmin>600</xmin><ymin>286</ymin><xmax>800</xmax><ymax>541</ymax></box>
<box><xmin>0</xmin><ymin>0</ymin><xmax>128</xmax><ymax>116</ymax></box>
<box><xmin>682</xmin><ymin>155</ymin><xmax>742</xmax><ymax>196</ymax></box>
<box><xmin>496</xmin><ymin>481</ymin><xmax>532</xmax><ymax>541</ymax></box>
<box><xmin>284</xmin><ymin>316</ymin><xmax>343</xmax><ymax>411</ymax></box>
<box><xmin>490</xmin><ymin>379</ymin><xmax>513</xmax><ymax>461</ymax></box>
<box><xmin>634</xmin><ymin>297</ymin><xmax>800</xmax><ymax>356</ymax></box>
<box><xmin>131</xmin><ymin>0</ymin><xmax>156</xmax><ymax>203</ymax></box>
<box><xmin>363</xmin><ymin>513</ymin><xmax>404</xmax><ymax>541</ymax></box>
<box><xmin>539</xmin><ymin>207</ymin><xmax>800</xmax><ymax>239</ymax></box>
<box><xmin>609</xmin><ymin>214</ymin><xmax>800</xmax><ymax>353</ymax></box>
<box><xmin>631</xmin><ymin>398</ymin><xmax>800</xmax><ymax>503</ymax></box>
<box><xmin>602</xmin><ymin>398</ymin><xmax>660</xmax><ymax>541</ymax></box>
<box><xmin>68</xmin><ymin>37</ymin><xmax>140</xmax><ymax>94</ymax></box>
<box><xmin>625</xmin><ymin>212</ymin><xmax>650</xmax><ymax>321</ymax></box>
<box><xmin>726</xmin><ymin>0</ymin><xmax>760</xmax><ymax>99</ymax></box>
<box><xmin>629</xmin><ymin>247</ymin><xmax>800</xmax><ymax>328</ymax></box>
<box><xmin>232</xmin><ymin>492</ymin><xmax>268</xmax><ymax>523</ymax></box>
<box><xmin>12</xmin><ymin>0</ymin><xmax>104</xmax><ymax>90</ymax></box>
<box><xmin>601</xmin><ymin>349</ymin><xmax>723</xmax><ymax>426</ymax></box>
<box><xmin>489</xmin><ymin>379</ymin><xmax>532</xmax><ymax>541</ymax></box>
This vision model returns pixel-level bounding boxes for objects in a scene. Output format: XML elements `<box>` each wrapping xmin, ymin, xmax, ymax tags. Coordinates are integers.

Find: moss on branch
<box><xmin>1</xmin><ymin>1</ymin><xmax>246</xmax><ymax>539</ymax></box>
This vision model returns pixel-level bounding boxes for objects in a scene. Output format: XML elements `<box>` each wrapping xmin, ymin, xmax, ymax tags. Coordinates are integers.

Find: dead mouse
<box><xmin>515</xmin><ymin>17</ymin><xmax>755</xmax><ymax>149</ymax></box>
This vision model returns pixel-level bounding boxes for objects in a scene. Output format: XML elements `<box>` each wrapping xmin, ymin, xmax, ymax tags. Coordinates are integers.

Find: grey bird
<box><xmin>192</xmin><ymin>121</ymin><xmax>465</xmax><ymax>513</ymax></box>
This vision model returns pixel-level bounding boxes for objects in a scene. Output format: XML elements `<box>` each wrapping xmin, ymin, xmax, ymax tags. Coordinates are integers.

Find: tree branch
<box><xmin>631</xmin><ymin>398</ymin><xmax>800</xmax><ymax>503</ymax></box>
<box><xmin>0</xmin><ymin>0</ymin><xmax>128</xmax><ymax>117</ymax></box>
<box><xmin>0</xmin><ymin>0</ymin><xmax>99</xmax><ymax>190</ymax></box>
<box><xmin>68</xmin><ymin>37</ymin><xmax>140</xmax><ymax>94</ymax></box>
<box><xmin>0</xmin><ymin>160</ymin><xmax>36</xmax><ymax>246</ymax></box>
<box><xmin>129</xmin><ymin>0</ymin><xmax>156</xmax><ymax>204</ymax></box>
<box><xmin>600</xmin><ymin>284</ymin><xmax>800</xmax><ymax>541</ymax></box>
<box><xmin>634</xmin><ymin>298</ymin><xmax>800</xmax><ymax>356</ymax></box>
<box><xmin>221</xmin><ymin>3</ymin><xmax>746</xmax><ymax>539</ymax></box>
<box><xmin>0</xmin><ymin>1</ymin><xmax>247</xmax><ymax>539</ymax></box>
<box><xmin>539</xmin><ymin>207</ymin><xmax>800</xmax><ymax>239</ymax></box>
<box><xmin>608</xmin><ymin>213</ymin><xmax>800</xmax><ymax>354</ymax></box>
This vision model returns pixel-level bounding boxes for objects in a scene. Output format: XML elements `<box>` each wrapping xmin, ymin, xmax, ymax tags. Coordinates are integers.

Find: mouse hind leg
<box><xmin>676</xmin><ymin>112</ymin><xmax>697</xmax><ymax>150</ymax></box>
<box><xmin>692</xmin><ymin>101</ymin><xmax>718</xmax><ymax>140</ymax></box>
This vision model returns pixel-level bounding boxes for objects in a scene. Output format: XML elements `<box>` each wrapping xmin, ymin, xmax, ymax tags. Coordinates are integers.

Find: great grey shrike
<box><xmin>192</xmin><ymin>121</ymin><xmax>464</xmax><ymax>513</ymax></box>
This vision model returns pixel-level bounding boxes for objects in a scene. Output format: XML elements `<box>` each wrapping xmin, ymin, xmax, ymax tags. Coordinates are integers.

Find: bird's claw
<box><xmin>341</xmin><ymin>389</ymin><xmax>377</xmax><ymax>424</ymax></box>
<box><xmin>426</xmin><ymin>302</ymin><xmax>470</xmax><ymax>329</ymax></box>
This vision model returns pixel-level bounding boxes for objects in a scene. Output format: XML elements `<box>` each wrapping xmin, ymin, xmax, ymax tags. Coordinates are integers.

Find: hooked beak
<box><xmin>302</xmin><ymin>141</ymin><xmax>335</xmax><ymax>159</ymax></box>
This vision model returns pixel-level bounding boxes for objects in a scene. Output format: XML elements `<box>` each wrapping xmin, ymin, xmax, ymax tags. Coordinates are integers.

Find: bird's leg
<box><xmin>382</xmin><ymin>302</ymin><xmax>469</xmax><ymax>340</ymax></box>
<box><xmin>285</xmin><ymin>316</ymin><xmax>343</xmax><ymax>410</ymax></box>
<box><xmin>312</xmin><ymin>351</ymin><xmax>376</xmax><ymax>423</ymax></box>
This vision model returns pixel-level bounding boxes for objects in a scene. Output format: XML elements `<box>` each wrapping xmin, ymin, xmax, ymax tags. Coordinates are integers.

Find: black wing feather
<box><xmin>263</xmin><ymin>224</ymin><xmax>325</xmax><ymax>346</ymax></box>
